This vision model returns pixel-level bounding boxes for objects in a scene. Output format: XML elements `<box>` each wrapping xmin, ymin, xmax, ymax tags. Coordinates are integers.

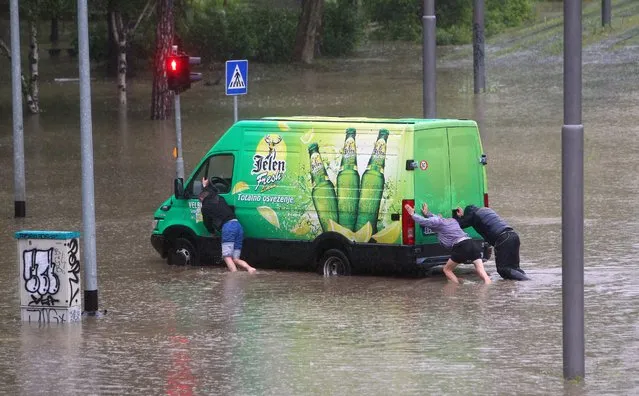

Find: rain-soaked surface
<box><xmin>1</xmin><ymin>40</ymin><xmax>639</xmax><ymax>395</ymax></box>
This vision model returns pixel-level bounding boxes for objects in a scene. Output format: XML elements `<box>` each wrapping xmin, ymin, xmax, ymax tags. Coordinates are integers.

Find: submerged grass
<box><xmin>466</xmin><ymin>0</ymin><xmax>639</xmax><ymax>59</ymax></box>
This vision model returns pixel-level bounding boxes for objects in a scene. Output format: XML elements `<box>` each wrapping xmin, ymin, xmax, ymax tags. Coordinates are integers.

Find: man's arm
<box><xmin>405</xmin><ymin>202</ymin><xmax>444</xmax><ymax>230</ymax></box>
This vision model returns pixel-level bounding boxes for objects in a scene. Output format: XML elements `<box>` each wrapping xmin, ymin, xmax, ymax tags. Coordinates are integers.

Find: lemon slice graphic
<box><xmin>291</xmin><ymin>220</ymin><xmax>311</xmax><ymax>236</ymax></box>
<box><xmin>277</xmin><ymin>121</ymin><xmax>290</xmax><ymax>131</ymax></box>
<box><xmin>327</xmin><ymin>219</ymin><xmax>356</xmax><ymax>241</ymax></box>
<box><xmin>353</xmin><ymin>222</ymin><xmax>373</xmax><ymax>243</ymax></box>
<box><xmin>232</xmin><ymin>181</ymin><xmax>249</xmax><ymax>194</ymax></box>
<box><xmin>371</xmin><ymin>221</ymin><xmax>401</xmax><ymax>244</ymax></box>
<box><xmin>257</xmin><ymin>206</ymin><xmax>280</xmax><ymax>229</ymax></box>
<box><xmin>300</xmin><ymin>128</ymin><xmax>314</xmax><ymax>144</ymax></box>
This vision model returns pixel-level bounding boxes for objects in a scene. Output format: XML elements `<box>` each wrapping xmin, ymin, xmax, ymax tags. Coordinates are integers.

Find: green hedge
<box><xmin>183</xmin><ymin>1</ymin><xmax>363</xmax><ymax>63</ymax></box>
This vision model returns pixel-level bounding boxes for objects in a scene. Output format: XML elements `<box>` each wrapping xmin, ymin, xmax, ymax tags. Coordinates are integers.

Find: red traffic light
<box><xmin>165</xmin><ymin>54</ymin><xmax>202</xmax><ymax>93</ymax></box>
<box><xmin>166</xmin><ymin>55</ymin><xmax>190</xmax><ymax>92</ymax></box>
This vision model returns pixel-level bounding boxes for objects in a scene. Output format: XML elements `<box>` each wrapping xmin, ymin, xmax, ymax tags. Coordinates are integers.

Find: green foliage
<box><xmin>363</xmin><ymin>0</ymin><xmax>422</xmax><ymax>41</ymax></box>
<box><xmin>182</xmin><ymin>4</ymin><xmax>298</xmax><ymax>63</ymax></box>
<box><xmin>321</xmin><ymin>0</ymin><xmax>365</xmax><ymax>57</ymax></box>
<box><xmin>363</xmin><ymin>0</ymin><xmax>534</xmax><ymax>44</ymax></box>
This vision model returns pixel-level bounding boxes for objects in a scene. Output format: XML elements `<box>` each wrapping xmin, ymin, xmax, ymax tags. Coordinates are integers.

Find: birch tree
<box><xmin>108</xmin><ymin>0</ymin><xmax>155</xmax><ymax>105</ymax></box>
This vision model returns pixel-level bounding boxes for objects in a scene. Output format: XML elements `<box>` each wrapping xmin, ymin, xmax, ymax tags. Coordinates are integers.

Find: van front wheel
<box><xmin>319</xmin><ymin>249</ymin><xmax>351</xmax><ymax>277</ymax></box>
<box><xmin>168</xmin><ymin>237</ymin><xmax>199</xmax><ymax>266</ymax></box>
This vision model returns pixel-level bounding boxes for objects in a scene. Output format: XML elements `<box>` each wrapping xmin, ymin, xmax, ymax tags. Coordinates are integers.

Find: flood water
<box><xmin>1</xmin><ymin>42</ymin><xmax>638</xmax><ymax>395</ymax></box>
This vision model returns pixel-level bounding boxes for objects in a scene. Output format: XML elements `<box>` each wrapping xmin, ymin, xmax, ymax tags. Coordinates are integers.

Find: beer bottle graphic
<box><xmin>354</xmin><ymin>129</ymin><xmax>389</xmax><ymax>234</ymax></box>
<box><xmin>336</xmin><ymin>128</ymin><xmax>360</xmax><ymax>231</ymax></box>
<box><xmin>308</xmin><ymin>143</ymin><xmax>339</xmax><ymax>233</ymax></box>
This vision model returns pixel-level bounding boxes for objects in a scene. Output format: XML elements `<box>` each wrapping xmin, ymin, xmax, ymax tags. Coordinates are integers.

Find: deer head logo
<box><xmin>264</xmin><ymin>134</ymin><xmax>282</xmax><ymax>156</ymax></box>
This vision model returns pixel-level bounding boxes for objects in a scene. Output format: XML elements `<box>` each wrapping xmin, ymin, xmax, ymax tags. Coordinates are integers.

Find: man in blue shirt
<box><xmin>405</xmin><ymin>202</ymin><xmax>491</xmax><ymax>284</ymax></box>
<box><xmin>454</xmin><ymin>205</ymin><xmax>529</xmax><ymax>281</ymax></box>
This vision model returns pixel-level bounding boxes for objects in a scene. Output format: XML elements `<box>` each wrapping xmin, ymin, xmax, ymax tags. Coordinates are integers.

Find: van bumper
<box><xmin>349</xmin><ymin>243</ymin><xmax>449</xmax><ymax>274</ymax></box>
<box><xmin>151</xmin><ymin>234</ymin><xmax>169</xmax><ymax>258</ymax></box>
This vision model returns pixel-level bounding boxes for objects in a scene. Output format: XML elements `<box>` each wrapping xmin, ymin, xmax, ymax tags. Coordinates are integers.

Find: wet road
<box><xmin>0</xmin><ymin>42</ymin><xmax>638</xmax><ymax>395</ymax></box>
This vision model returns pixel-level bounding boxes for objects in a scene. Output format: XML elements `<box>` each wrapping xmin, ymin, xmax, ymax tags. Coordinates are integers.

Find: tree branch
<box><xmin>110</xmin><ymin>11</ymin><xmax>120</xmax><ymax>44</ymax></box>
<box><xmin>0</xmin><ymin>38</ymin><xmax>10</xmax><ymax>59</ymax></box>
<box><xmin>131</xmin><ymin>0</ymin><xmax>156</xmax><ymax>36</ymax></box>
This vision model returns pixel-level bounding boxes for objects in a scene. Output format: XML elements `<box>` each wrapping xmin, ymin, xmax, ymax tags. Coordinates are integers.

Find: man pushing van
<box><xmin>199</xmin><ymin>178</ymin><xmax>256</xmax><ymax>273</ymax></box>
<box><xmin>405</xmin><ymin>202</ymin><xmax>492</xmax><ymax>284</ymax></box>
<box><xmin>454</xmin><ymin>205</ymin><xmax>529</xmax><ymax>281</ymax></box>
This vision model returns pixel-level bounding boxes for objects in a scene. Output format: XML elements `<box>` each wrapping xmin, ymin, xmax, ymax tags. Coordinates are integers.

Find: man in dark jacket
<box><xmin>199</xmin><ymin>178</ymin><xmax>256</xmax><ymax>273</ymax></box>
<box><xmin>454</xmin><ymin>205</ymin><xmax>529</xmax><ymax>281</ymax></box>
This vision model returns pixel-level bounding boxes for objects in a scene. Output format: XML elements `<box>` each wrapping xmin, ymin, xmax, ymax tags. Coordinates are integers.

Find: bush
<box><xmin>321</xmin><ymin>0</ymin><xmax>365</xmax><ymax>57</ymax></box>
<box><xmin>183</xmin><ymin>5</ymin><xmax>298</xmax><ymax>63</ymax></box>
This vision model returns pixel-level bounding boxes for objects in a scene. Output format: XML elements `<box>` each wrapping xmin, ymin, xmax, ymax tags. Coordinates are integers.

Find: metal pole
<box><xmin>174</xmin><ymin>94</ymin><xmax>185</xmax><ymax>180</ymax></box>
<box><xmin>10</xmin><ymin>0</ymin><xmax>26</xmax><ymax>218</ymax></box>
<box><xmin>473</xmin><ymin>0</ymin><xmax>486</xmax><ymax>94</ymax></box>
<box><xmin>601</xmin><ymin>0</ymin><xmax>611</xmax><ymax>27</ymax></box>
<box><xmin>233</xmin><ymin>96</ymin><xmax>238</xmax><ymax>123</ymax></box>
<box><xmin>78</xmin><ymin>0</ymin><xmax>99</xmax><ymax>315</ymax></box>
<box><xmin>422</xmin><ymin>0</ymin><xmax>436</xmax><ymax>118</ymax></box>
<box><xmin>563</xmin><ymin>0</ymin><xmax>585</xmax><ymax>381</ymax></box>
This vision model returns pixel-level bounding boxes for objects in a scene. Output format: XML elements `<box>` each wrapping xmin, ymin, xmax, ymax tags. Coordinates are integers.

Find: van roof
<box><xmin>258</xmin><ymin>116</ymin><xmax>477</xmax><ymax>127</ymax></box>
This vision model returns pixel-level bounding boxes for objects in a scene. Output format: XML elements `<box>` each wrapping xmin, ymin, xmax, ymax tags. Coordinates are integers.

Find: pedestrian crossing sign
<box><xmin>225</xmin><ymin>60</ymin><xmax>248</xmax><ymax>95</ymax></box>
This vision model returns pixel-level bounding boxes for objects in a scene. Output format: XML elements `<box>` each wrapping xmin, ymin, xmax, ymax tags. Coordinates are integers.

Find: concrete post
<box><xmin>563</xmin><ymin>0</ymin><xmax>585</xmax><ymax>381</ymax></box>
<box><xmin>422</xmin><ymin>0</ymin><xmax>436</xmax><ymax>118</ymax></box>
<box><xmin>10</xmin><ymin>0</ymin><xmax>26</xmax><ymax>217</ymax></box>
<box><xmin>473</xmin><ymin>0</ymin><xmax>486</xmax><ymax>94</ymax></box>
<box><xmin>77</xmin><ymin>0</ymin><xmax>99</xmax><ymax>314</ymax></box>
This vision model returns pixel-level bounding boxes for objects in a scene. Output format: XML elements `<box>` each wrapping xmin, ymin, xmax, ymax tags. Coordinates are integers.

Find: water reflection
<box><xmin>0</xmin><ymin>43</ymin><xmax>638</xmax><ymax>394</ymax></box>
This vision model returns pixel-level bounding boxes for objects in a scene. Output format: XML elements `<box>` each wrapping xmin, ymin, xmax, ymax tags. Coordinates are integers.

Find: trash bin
<box><xmin>15</xmin><ymin>230</ymin><xmax>82</xmax><ymax>323</ymax></box>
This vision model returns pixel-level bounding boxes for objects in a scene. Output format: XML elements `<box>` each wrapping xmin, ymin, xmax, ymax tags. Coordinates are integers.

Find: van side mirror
<box><xmin>479</xmin><ymin>154</ymin><xmax>487</xmax><ymax>165</ymax></box>
<box><xmin>174</xmin><ymin>178</ymin><xmax>185</xmax><ymax>199</ymax></box>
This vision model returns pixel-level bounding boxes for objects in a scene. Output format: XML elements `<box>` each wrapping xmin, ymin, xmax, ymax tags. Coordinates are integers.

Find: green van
<box><xmin>150</xmin><ymin>117</ymin><xmax>491</xmax><ymax>275</ymax></box>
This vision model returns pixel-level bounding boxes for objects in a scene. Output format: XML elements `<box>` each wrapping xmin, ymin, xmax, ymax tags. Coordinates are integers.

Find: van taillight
<box><xmin>402</xmin><ymin>199</ymin><xmax>415</xmax><ymax>245</ymax></box>
<box><xmin>484</xmin><ymin>193</ymin><xmax>489</xmax><ymax>208</ymax></box>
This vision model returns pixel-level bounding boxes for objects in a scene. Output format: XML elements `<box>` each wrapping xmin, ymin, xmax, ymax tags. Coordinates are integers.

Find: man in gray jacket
<box><xmin>454</xmin><ymin>205</ymin><xmax>529</xmax><ymax>281</ymax></box>
<box><xmin>405</xmin><ymin>202</ymin><xmax>491</xmax><ymax>284</ymax></box>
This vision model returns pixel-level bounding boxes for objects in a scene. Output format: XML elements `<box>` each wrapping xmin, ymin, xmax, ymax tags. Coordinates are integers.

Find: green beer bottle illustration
<box><xmin>336</xmin><ymin>128</ymin><xmax>360</xmax><ymax>231</ymax></box>
<box><xmin>308</xmin><ymin>143</ymin><xmax>339</xmax><ymax>233</ymax></box>
<box><xmin>354</xmin><ymin>129</ymin><xmax>389</xmax><ymax>234</ymax></box>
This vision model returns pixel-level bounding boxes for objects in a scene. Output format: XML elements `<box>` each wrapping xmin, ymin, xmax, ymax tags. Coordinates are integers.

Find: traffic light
<box><xmin>166</xmin><ymin>55</ymin><xmax>189</xmax><ymax>92</ymax></box>
<box><xmin>166</xmin><ymin>54</ymin><xmax>203</xmax><ymax>93</ymax></box>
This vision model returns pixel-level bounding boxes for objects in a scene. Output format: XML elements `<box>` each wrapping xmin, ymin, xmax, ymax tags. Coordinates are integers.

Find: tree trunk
<box><xmin>292</xmin><ymin>0</ymin><xmax>324</xmax><ymax>64</ymax></box>
<box><xmin>0</xmin><ymin>38</ymin><xmax>36</xmax><ymax>111</ymax></box>
<box><xmin>150</xmin><ymin>0</ymin><xmax>174</xmax><ymax>120</ymax></box>
<box><xmin>27</xmin><ymin>0</ymin><xmax>40</xmax><ymax>114</ymax></box>
<box><xmin>50</xmin><ymin>18</ymin><xmax>58</xmax><ymax>45</ymax></box>
<box><xmin>106</xmin><ymin>9</ymin><xmax>118</xmax><ymax>77</ymax></box>
<box><xmin>110</xmin><ymin>11</ymin><xmax>128</xmax><ymax>105</ymax></box>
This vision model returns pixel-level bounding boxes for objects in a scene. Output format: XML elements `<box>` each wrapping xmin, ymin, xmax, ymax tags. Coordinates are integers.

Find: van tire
<box><xmin>318</xmin><ymin>249</ymin><xmax>351</xmax><ymax>276</ymax></box>
<box><xmin>168</xmin><ymin>237</ymin><xmax>199</xmax><ymax>266</ymax></box>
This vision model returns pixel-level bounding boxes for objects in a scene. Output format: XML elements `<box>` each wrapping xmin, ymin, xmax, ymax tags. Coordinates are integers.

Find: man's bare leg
<box><xmin>472</xmin><ymin>259</ymin><xmax>492</xmax><ymax>284</ymax></box>
<box><xmin>223</xmin><ymin>256</ymin><xmax>238</xmax><ymax>272</ymax></box>
<box><xmin>442</xmin><ymin>258</ymin><xmax>461</xmax><ymax>284</ymax></box>
<box><xmin>233</xmin><ymin>258</ymin><xmax>256</xmax><ymax>273</ymax></box>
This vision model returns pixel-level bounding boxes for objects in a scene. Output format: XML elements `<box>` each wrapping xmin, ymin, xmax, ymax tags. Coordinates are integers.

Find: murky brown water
<box><xmin>0</xmin><ymin>42</ymin><xmax>638</xmax><ymax>395</ymax></box>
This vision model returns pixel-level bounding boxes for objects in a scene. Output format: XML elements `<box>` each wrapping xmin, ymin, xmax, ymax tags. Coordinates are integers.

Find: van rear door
<box><xmin>447</xmin><ymin>126</ymin><xmax>485</xmax><ymax>211</ymax></box>
<box><xmin>413</xmin><ymin>127</ymin><xmax>450</xmax><ymax>245</ymax></box>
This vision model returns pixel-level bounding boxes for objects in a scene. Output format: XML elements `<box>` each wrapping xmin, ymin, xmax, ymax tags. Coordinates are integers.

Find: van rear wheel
<box><xmin>319</xmin><ymin>249</ymin><xmax>351</xmax><ymax>276</ymax></box>
<box><xmin>168</xmin><ymin>237</ymin><xmax>199</xmax><ymax>266</ymax></box>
